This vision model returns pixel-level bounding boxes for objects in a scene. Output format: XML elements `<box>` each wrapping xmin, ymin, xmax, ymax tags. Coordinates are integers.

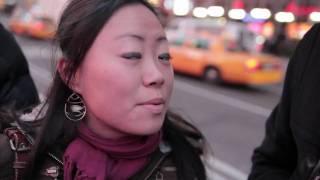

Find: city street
<box><xmin>2</xmin><ymin>0</ymin><xmax>319</xmax><ymax>177</ymax></box>
<box><xmin>10</xmin><ymin>33</ymin><xmax>286</xmax><ymax>180</ymax></box>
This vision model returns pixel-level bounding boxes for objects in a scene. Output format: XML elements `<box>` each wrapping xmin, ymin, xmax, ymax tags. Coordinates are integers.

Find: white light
<box><xmin>207</xmin><ymin>6</ymin><xmax>225</xmax><ymax>17</ymax></box>
<box><xmin>193</xmin><ymin>7</ymin><xmax>208</xmax><ymax>18</ymax></box>
<box><xmin>148</xmin><ymin>0</ymin><xmax>160</xmax><ymax>6</ymax></box>
<box><xmin>275</xmin><ymin>12</ymin><xmax>295</xmax><ymax>23</ymax></box>
<box><xmin>173</xmin><ymin>0</ymin><xmax>191</xmax><ymax>16</ymax></box>
<box><xmin>228</xmin><ymin>9</ymin><xmax>246</xmax><ymax>20</ymax></box>
<box><xmin>309</xmin><ymin>12</ymin><xmax>320</xmax><ymax>22</ymax></box>
<box><xmin>250</xmin><ymin>8</ymin><xmax>271</xmax><ymax>20</ymax></box>
<box><xmin>164</xmin><ymin>0</ymin><xmax>173</xmax><ymax>9</ymax></box>
<box><xmin>256</xmin><ymin>35</ymin><xmax>265</xmax><ymax>45</ymax></box>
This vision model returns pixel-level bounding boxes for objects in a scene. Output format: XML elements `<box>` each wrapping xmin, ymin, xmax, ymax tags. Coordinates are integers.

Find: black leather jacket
<box><xmin>0</xmin><ymin>23</ymin><xmax>39</xmax><ymax>111</ymax></box>
<box><xmin>0</xmin><ymin>117</ymin><xmax>205</xmax><ymax>180</ymax></box>
<box><xmin>249</xmin><ymin>23</ymin><xmax>320</xmax><ymax>180</ymax></box>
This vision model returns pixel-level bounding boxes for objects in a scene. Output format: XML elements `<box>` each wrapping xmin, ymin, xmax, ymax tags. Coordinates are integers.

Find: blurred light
<box><xmin>309</xmin><ymin>12</ymin><xmax>320</xmax><ymax>22</ymax></box>
<box><xmin>247</xmin><ymin>23</ymin><xmax>262</xmax><ymax>33</ymax></box>
<box><xmin>262</xmin><ymin>21</ymin><xmax>274</xmax><ymax>38</ymax></box>
<box><xmin>164</xmin><ymin>0</ymin><xmax>173</xmax><ymax>9</ymax></box>
<box><xmin>193</xmin><ymin>7</ymin><xmax>207</xmax><ymax>18</ymax></box>
<box><xmin>216</xmin><ymin>17</ymin><xmax>227</xmax><ymax>25</ymax></box>
<box><xmin>33</xmin><ymin>22</ymin><xmax>45</xmax><ymax>31</ymax></box>
<box><xmin>255</xmin><ymin>35</ymin><xmax>265</xmax><ymax>45</ymax></box>
<box><xmin>207</xmin><ymin>6</ymin><xmax>225</xmax><ymax>17</ymax></box>
<box><xmin>232</xmin><ymin>0</ymin><xmax>244</xmax><ymax>9</ymax></box>
<box><xmin>275</xmin><ymin>12</ymin><xmax>295</xmax><ymax>23</ymax></box>
<box><xmin>250</xmin><ymin>8</ymin><xmax>271</xmax><ymax>20</ymax></box>
<box><xmin>228</xmin><ymin>9</ymin><xmax>246</xmax><ymax>20</ymax></box>
<box><xmin>148</xmin><ymin>0</ymin><xmax>160</xmax><ymax>6</ymax></box>
<box><xmin>173</xmin><ymin>0</ymin><xmax>191</xmax><ymax>16</ymax></box>
<box><xmin>245</xmin><ymin>59</ymin><xmax>261</xmax><ymax>71</ymax></box>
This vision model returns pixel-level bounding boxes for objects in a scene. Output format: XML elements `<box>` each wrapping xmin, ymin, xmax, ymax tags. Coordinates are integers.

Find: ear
<box><xmin>57</xmin><ymin>58</ymin><xmax>82</xmax><ymax>93</ymax></box>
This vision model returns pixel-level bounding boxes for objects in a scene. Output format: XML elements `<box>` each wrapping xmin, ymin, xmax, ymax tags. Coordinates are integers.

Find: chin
<box><xmin>126</xmin><ymin>113</ymin><xmax>165</xmax><ymax>135</ymax></box>
<box><xmin>131</xmin><ymin>121</ymin><xmax>164</xmax><ymax>136</ymax></box>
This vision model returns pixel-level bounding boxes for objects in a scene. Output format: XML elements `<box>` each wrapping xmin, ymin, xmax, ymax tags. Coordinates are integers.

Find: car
<box><xmin>168</xmin><ymin>26</ymin><xmax>284</xmax><ymax>85</ymax></box>
<box><xmin>8</xmin><ymin>7</ymin><xmax>55</xmax><ymax>39</ymax></box>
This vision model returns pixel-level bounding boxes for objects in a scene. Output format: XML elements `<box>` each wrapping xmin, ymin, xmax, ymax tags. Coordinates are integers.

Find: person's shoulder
<box><xmin>167</xmin><ymin>112</ymin><xmax>203</xmax><ymax>136</ymax></box>
<box><xmin>0</xmin><ymin>23</ymin><xmax>14</xmax><ymax>43</ymax></box>
<box><xmin>299</xmin><ymin>23</ymin><xmax>320</xmax><ymax>47</ymax></box>
<box><xmin>287</xmin><ymin>23</ymin><xmax>320</xmax><ymax>79</ymax></box>
<box><xmin>166</xmin><ymin>112</ymin><xmax>205</xmax><ymax>151</ymax></box>
<box><xmin>0</xmin><ymin>128</ymin><xmax>14</xmax><ymax>178</ymax></box>
<box><xmin>312</xmin><ymin>23</ymin><xmax>320</xmax><ymax>29</ymax></box>
<box><xmin>0</xmin><ymin>23</ymin><xmax>7</xmax><ymax>34</ymax></box>
<box><xmin>0</xmin><ymin>117</ymin><xmax>43</xmax><ymax>178</ymax></box>
<box><xmin>0</xmin><ymin>133</ymin><xmax>14</xmax><ymax>164</ymax></box>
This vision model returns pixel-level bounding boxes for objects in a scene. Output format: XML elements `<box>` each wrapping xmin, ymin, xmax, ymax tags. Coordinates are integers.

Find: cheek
<box><xmin>79</xmin><ymin>61</ymin><xmax>138</xmax><ymax>116</ymax></box>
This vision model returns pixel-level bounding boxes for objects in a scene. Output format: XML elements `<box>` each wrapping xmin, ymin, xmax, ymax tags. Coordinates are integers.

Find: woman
<box><xmin>0</xmin><ymin>0</ymin><xmax>209</xmax><ymax>179</ymax></box>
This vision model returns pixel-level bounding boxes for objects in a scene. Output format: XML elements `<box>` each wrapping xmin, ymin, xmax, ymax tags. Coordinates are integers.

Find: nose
<box><xmin>142</xmin><ymin>58</ymin><xmax>165</xmax><ymax>87</ymax></box>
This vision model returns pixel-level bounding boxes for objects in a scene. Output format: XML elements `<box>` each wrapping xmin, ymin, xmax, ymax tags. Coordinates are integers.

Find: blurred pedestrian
<box><xmin>0</xmin><ymin>23</ymin><xmax>39</xmax><ymax>112</ymax></box>
<box><xmin>249</xmin><ymin>24</ymin><xmax>320</xmax><ymax>180</ymax></box>
<box><xmin>0</xmin><ymin>0</ymin><xmax>211</xmax><ymax>179</ymax></box>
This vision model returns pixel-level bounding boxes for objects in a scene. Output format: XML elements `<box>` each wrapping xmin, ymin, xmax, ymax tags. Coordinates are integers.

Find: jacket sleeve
<box><xmin>248</xmin><ymin>23</ymin><xmax>320</xmax><ymax>180</ymax></box>
<box><xmin>0</xmin><ymin>24</ymin><xmax>28</xmax><ymax>83</ymax></box>
<box><xmin>0</xmin><ymin>134</ymin><xmax>14</xmax><ymax>178</ymax></box>
<box><xmin>0</xmin><ymin>23</ymin><xmax>39</xmax><ymax>111</ymax></box>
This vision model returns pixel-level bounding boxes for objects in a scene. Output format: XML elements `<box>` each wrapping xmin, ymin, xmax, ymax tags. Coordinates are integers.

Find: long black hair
<box><xmin>28</xmin><ymin>0</ymin><xmax>206</xmax><ymax>179</ymax></box>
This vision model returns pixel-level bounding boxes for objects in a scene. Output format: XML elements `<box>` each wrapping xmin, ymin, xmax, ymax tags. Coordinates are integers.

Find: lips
<box><xmin>138</xmin><ymin>98</ymin><xmax>165</xmax><ymax>114</ymax></box>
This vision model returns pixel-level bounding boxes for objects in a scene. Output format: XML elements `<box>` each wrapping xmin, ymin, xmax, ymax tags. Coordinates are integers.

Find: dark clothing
<box><xmin>249</xmin><ymin>24</ymin><xmax>320</xmax><ymax>180</ymax></box>
<box><xmin>0</xmin><ymin>118</ymin><xmax>205</xmax><ymax>180</ymax></box>
<box><xmin>0</xmin><ymin>23</ymin><xmax>39</xmax><ymax>111</ymax></box>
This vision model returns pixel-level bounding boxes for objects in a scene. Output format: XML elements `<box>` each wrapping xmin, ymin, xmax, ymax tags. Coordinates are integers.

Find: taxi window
<box><xmin>169</xmin><ymin>37</ymin><xmax>184</xmax><ymax>46</ymax></box>
<box><xmin>192</xmin><ymin>39</ymin><xmax>210</xmax><ymax>50</ymax></box>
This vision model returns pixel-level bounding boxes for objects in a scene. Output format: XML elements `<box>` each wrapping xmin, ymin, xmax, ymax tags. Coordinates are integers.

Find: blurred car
<box><xmin>168</xmin><ymin>30</ymin><xmax>284</xmax><ymax>85</ymax></box>
<box><xmin>8</xmin><ymin>7</ymin><xmax>55</xmax><ymax>39</ymax></box>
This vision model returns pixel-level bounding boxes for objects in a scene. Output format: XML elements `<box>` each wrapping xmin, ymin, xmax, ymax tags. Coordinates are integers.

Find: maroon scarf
<box><xmin>63</xmin><ymin>123</ymin><xmax>161</xmax><ymax>180</ymax></box>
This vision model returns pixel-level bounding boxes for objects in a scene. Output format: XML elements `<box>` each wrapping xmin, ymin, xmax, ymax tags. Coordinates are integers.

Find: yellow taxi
<box><xmin>169</xmin><ymin>32</ymin><xmax>284</xmax><ymax>85</ymax></box>
<box><xmin>8</xmin><ymin>8</ymin><xmax>55</xmax><ymax>39</ymax></box>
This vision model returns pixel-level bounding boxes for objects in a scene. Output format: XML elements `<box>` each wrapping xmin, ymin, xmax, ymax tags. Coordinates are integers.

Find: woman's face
<box><xmin>72</xmin><ymin>4</ymin><xmax>174</xmax><ymax>138</ymax></box>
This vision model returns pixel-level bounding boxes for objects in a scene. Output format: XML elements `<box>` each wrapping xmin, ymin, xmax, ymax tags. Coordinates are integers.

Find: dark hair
<box><xmin>28</xmin><ymin>0</ymin><xmax>206</xmax><ymax>179</ymax></box>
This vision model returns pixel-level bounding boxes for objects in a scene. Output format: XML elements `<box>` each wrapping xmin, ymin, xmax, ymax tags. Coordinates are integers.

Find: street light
<box><xmin>275</xmin><ymin>12</ymin><xmax>295</xmax><ymax>23</ymax></box>
<box><xmin>172</xmin><ymin>0</ymin><xmax>191</xmax><ymax>16</ymax></box>
<box><xmin>207</xmin><ymin>6</ymin><xmax>225</xmax><ymax>17</ymax></box>
<box><xmin>193</xmin><ymin>7</ymin><xmax>207</xmax><ymax>18</ymax></box>
<box><xmin>250</xmin><ymin>8</ymin><xmax>272</xmax><ymax>20</ymax></box>
<box><xmin>228</xmin><ymin>9</ymin><xmax>246</xmax><ymax>20</ymax></box>
<box><xmin>309</xmin><ymin>12</ymin><xmax>320</xmax><ymax>22</ymax></box>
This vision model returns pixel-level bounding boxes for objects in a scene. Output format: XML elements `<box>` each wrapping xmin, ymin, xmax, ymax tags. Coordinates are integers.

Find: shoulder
<box><xmin>0</xmin><ymin>131</ymin><xmax>14</xmax><ymax>178</ymax></box>
<box><xmin>166</xmin><ymin>111</ymin><xmax>205</xmax><ymax>151</ymax></box>
<box><xmin>0</xmin><ymin>119</ymin><xmax>52</xmax><ymax>179</ymax></box>
<box><xmin>291</xmin><ymin>23</ymin><xmax>320</xmax><ymax>69</ymax></box>
<box><xmin>0</xmin><ymin>109</ymin><xmax>43</xmax><ymax>177</ymax></box>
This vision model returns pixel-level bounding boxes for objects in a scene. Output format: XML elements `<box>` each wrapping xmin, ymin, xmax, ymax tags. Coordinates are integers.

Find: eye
<box><xmin>158</xmin><ymin>53</ymin><xmax>172</xmax><ymax>61</ymax></box>
<box><xmin>121</xmin><ymin>52</ymin><xmax>142</xmax><ymax>60</ymax></box>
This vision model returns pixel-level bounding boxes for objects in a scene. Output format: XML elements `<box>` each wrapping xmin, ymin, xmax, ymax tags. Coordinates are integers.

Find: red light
<box><xmin>232</xmin><ymin>0</ymin><xmax>244</xmax><ymax>9</ymax></box>
<box><xmin>33</xmin><ymin>21</ymin><xmax>44</xmax><ymax>31</ymax></box>
<box><xmin>245</xmin><ymin>59</ymin><xmax>261</xmax><ymax>72</ymax></box>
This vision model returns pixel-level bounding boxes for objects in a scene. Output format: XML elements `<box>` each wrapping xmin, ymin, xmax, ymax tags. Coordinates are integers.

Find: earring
<box><xmin>64</xmin><ymin>92</ymin><xmax>86</xmax><ymax>122</ymax></box>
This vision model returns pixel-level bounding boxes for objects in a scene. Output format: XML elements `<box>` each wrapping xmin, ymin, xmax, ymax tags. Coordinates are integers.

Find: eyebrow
<box><xmin>115</xmin><ymin>34</ymin><xmax>167</xmax><ymax>42</ymax></box>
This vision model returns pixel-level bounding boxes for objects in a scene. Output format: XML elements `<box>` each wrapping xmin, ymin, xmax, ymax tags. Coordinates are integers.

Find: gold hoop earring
<box><xmin>64</xmin><ymin>92</ymin><xmax>86</xmax><ymax>122</ymax></box>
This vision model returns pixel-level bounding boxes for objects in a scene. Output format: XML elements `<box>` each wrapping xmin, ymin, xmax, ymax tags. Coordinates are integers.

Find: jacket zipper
<box><xmin>47</xmin><ymin>152</ymin><xmax>64</xmax><ymax>166</ymax></box>
<box><xmin>144</xmin><ymin>152</ymin><xmax>168</xmax><ymax>180</ymax></box>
